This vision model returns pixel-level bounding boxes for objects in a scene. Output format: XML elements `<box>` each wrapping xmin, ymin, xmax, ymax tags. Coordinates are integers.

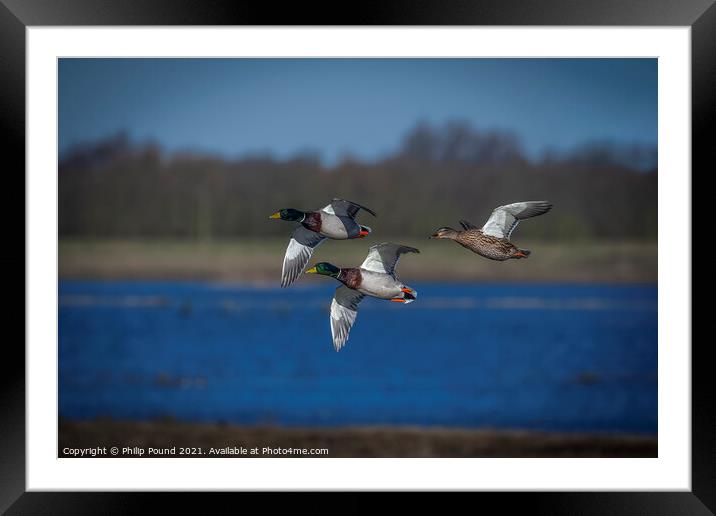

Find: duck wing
<box><xmin>330</xmin><ymin>286</ymin><xmax>365</xmax><ymax>351</ymax></box>
<box><xmin>281</xmin><ymin>227</ymin><xmax>326</xmax><ymax>287</ymax></box>
<box><xmin>322</xmin><ymin>198</ymin><xmax>377</xmax><ymax>218</ymax></box>
<box><xmin>360</xmin><ymin>242</ymin><xmax>419</xmax><ymax>277</ymax></box>
<box><xmin>459</xmin><ymin>219</ymin><xmax>479</xmax><ymax>230</ymax></box>
<box><xmin>481</xmin><ymin>201</ymin><xmax>552</xmax><ymax>239</ymax></box>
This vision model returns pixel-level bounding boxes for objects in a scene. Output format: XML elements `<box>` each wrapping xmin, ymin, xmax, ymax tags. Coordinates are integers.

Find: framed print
<box><xmin>4</xmin><ymin>0</ymin><xmax>709</xmax><ymax>512</ymax></box>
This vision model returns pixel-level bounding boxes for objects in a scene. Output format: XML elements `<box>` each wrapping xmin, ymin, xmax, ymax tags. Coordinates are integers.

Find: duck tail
<box><xmin>401</xmin><ymin>287</ymin><xmax>418</xmax><ymax>303</ymax></box>
<box><xmin>514</xmin><ymin>248</ymin><xmax>531</xmax><ymax>259</ymax></box>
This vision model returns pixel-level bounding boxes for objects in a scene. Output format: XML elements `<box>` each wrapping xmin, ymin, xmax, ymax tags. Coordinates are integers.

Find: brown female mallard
<box><xmin>430</xmin><ymin>201</ymin><xmax>552</xmax><ymax>261</ymax></box>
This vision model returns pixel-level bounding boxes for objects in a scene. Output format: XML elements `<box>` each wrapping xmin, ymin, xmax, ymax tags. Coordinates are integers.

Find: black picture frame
<box><xmin>2</xmin><ymin>0</ymin><xmax>707</xmax><ymax>512</ymax></box>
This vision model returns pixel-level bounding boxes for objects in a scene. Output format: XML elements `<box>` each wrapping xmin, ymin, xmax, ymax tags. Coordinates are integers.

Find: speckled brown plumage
<box><xmin>453</xmin><ymin>229</ymin><xmax>522</xmax><ymax>261</ymax></box>
<box><xmin>432</xmin><ymin>201</ymin><xmax>552</xmax><ymax>261</ymax></box>
<box><xmin>337</xmin><ymin>267</ymin><xmax>362</xmax><ymax>289</ymax></box>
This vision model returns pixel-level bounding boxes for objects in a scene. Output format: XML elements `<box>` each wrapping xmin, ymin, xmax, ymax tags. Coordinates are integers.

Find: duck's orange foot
<box><xmin>358</xmin><ymin>225</ymin><xmax>371</xmax><ymax>238</ymax></box>
<box><xmin>390</xmin><ymin>298</ymin><xmax>407</xmax><ymax>303</ymax></box>
<box><xmin>513</xmin><ymin>251</ymin><xmax>529</xmax><ymax>259</ymax></box>
<box><xmin>399</xmin><ymin>287</ymin><xmax>418</xmax><ymax>302</ymax></box>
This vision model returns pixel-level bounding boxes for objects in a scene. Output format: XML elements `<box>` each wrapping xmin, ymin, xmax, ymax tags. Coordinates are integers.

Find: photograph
<box><xmin>1</xmin><ymin>0</ymin><xmax>707</xmax><ymax>505</ymax></box>
<box><xmin>57</xmin><ymin>57</ymin><xmax>659</xmax><ymax>459</ymax></box>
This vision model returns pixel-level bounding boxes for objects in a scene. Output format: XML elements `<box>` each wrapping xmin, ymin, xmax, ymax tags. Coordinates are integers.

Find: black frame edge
<box><xmin>4</xmin><ymin>0</ymin><xmax>709</xmax><ymax>513</ymax></box>
<box><xmin>0</xmin><ymin>0</ymin><xmax>26</xmax><ymax>514</ymax></box>
<box><xmin>691</xmin><ymin>1</ymin><xmax>716</xmax><ymax>512</ymax></box>
<box><xmin>1</xmin><ymin>0</ymin><xmax>715</xmax><ymax>26</ymax></box>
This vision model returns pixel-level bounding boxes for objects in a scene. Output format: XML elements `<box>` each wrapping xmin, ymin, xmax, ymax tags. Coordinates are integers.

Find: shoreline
<box><xmin>59</xmin><ymin>238</ymin><xmax>658</xmax><ymax>284</ymax></box>
<box><xmin>59</xmin><ymin>420</ymin><xmax>657</xmax><ymax>458</ymax></box>
<box><xmin>58</xmin><ymin>277</ymin><xmax>658</xmax><ymax>287</ymax></box>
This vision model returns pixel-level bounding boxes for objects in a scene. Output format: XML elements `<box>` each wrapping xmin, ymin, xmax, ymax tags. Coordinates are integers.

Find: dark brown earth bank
<box><xmin>59</xmin><ymin>420</ymin><xmax>657</xmax><ymax>458</ymax></box>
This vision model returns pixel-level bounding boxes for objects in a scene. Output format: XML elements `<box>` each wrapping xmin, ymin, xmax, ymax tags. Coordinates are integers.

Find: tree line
<box><xmin>59</xmin><ymin>123</ymin><xmax>657</xmax><ymax>241</ymax></box>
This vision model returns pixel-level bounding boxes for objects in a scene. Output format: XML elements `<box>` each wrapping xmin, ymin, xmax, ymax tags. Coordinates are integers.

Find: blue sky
<box><xmin>59</xmin><ymin>58</ymin><xmax>657</xmax><ymax>165</ymax></box>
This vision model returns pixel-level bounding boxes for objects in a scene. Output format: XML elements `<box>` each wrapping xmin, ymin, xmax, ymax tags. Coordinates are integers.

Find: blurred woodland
<box><xmin>59</xmin><ymin>121</ymin><xmax>657</xmax><ymax>242</ymax></box>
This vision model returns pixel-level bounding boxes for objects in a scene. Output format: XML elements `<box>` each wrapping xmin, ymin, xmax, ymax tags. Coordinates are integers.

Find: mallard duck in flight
<box><xmin>430</xmin><ymin>201</ymin><xmax>552</xmax><ymax>261</ymax></box>
<box><xmin>305</xmin><ymin>243</ymin><xmax>419</xmax><ymax>351</ymax></box>
<box><xmin>270</xmin><ymin>199</ymin><xmax>376</xmax><ymax>287</ymax></box>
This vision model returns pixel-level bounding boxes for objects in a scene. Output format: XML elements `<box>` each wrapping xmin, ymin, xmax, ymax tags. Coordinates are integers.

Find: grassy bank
<box><xmin>59</xmin><ymin>238</ymin><xmax>657</xmax><ymax>284</ymax></box>
<box><xmin>59</xmin><ymin>420</ymin><xmax>657</xmax><ymax>458</ymax></box>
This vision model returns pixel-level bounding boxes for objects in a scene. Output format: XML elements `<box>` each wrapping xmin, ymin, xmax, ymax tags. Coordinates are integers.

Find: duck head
<box><xmin>429</xmin><ymin>227</ymin><xmax>458</xmax><ymax>239</ymax></box>
<box><xmin>269</xmin><ymin>208</ymin><xmax>306</xmax><ymax>222</ymax></box>
<box><xmin>305</xmin><ymin>262</ymin><xmax>341</xmax><ymax>279</ymax></box>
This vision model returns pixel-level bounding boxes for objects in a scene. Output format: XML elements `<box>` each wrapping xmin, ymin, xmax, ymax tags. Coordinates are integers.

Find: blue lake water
<box><xmin>58</xmin><ymin>281</ymin><xmax>657</xmax><ymax>434</ymax></box>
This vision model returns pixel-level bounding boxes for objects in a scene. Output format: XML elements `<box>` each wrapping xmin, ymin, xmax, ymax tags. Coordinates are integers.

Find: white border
<box><xmin>27</xmin><ymin>27</ymin><xmax>691</xmax><ymax>491</ymax></box>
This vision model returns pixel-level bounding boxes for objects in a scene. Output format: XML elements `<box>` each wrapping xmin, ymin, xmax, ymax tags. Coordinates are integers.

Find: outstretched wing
<box><xmin>481</xmin><ymin>201</ymin><xmax>552</xmax><ymax>239</ymax></box>
<box><xmin>281</xmin><ymin>227</ymin><xmax>325</xmax><ymax>287</ymax></box>
<box><xmin>360</xmin><ymin>242</ymin><xmax>419</xmax><ymax>276</ymax></box>
<box><xmin>330</xmin><ymin>286</ymin><xmax>365</xmax><ymax>351</ymax></box>
<box><xmin>321</xmin><ymin>198</ymin><xmax>377</xmax><ymax>218</ymax></box>
<box><xmin>459</xmin><ymin>219</ymin><xmax>479</xmax><ymax>230</ymax></box>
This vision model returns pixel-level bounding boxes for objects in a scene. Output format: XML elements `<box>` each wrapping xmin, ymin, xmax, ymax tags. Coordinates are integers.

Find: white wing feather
<box><xmin>281</xmin><ymin>227</ymin><xmax>325</xmax><ymax>287</ymax></box>
<box><xmin>481</xmin><ymin>201</ymin><xmax>552</xmax><ymax>239</ymax></box>
<box><xmin>360</xmin><ymin>250</ymin><xmax>388</xmax><ymax>274</ymax></box>
<box><xmin>360</xmin><ymin>243</ymin><xmax>419</xmax><ymax>276</ymax></box>
<box><xmin>329</xmin><ymin>286</ymin><xmax>364</xmax><ymax>351</ymax></box>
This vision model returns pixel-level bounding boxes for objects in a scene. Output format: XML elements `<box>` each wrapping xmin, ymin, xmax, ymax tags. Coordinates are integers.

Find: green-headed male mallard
<box><xmin>305</xmin><ymin>243</ymin><xmax>419</xmax><ymax>351</ymax></box>
<box><xmin>430</xmin><ymin>201</ymin><xmax>553</xmax><ymax>261</ymax></box>
<box><xmin>269</xmin><ymin>198</ymin><xmax>376</xmax><ymax>287</ymax></box>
